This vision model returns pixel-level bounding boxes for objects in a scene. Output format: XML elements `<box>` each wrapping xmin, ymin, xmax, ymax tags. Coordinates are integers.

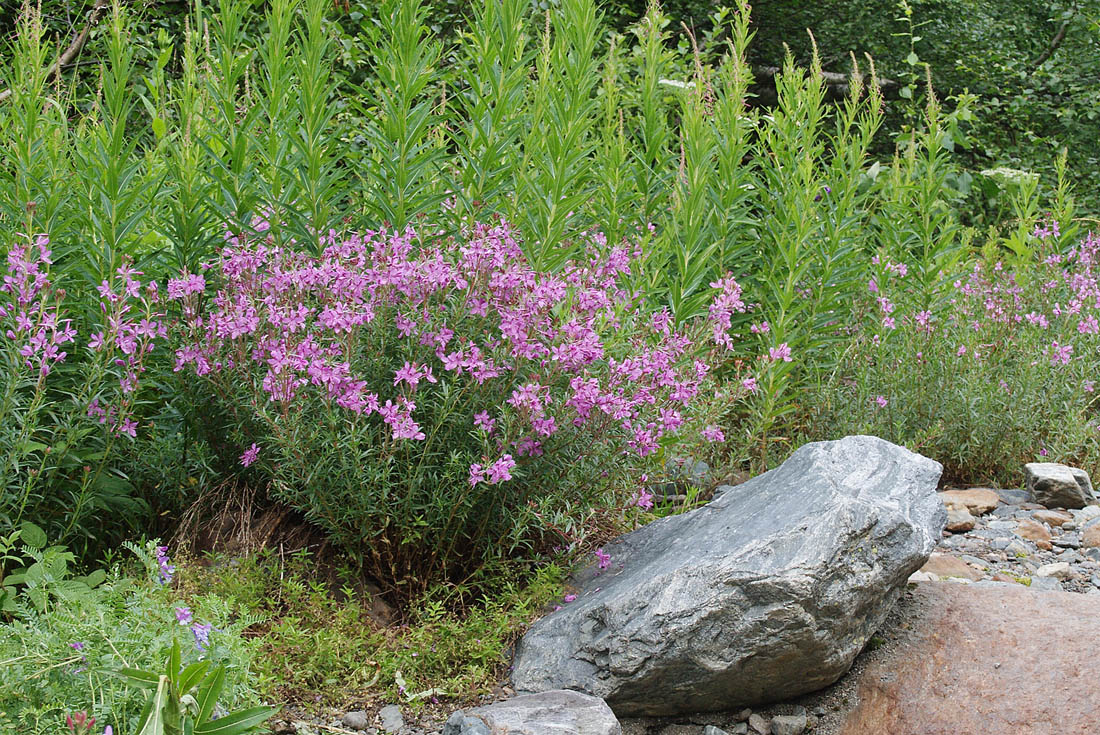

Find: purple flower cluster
<box><xmin>155</xmin><ymin>545</ymin><xmax>175</xmax><ymax>585</ymax></box>
<box><xmin>171</xmin><ymin>219</ymin><xmax>744</xmax><ymax>489</ymax></box>
<box><xmin>1</xmin><ymin>236</ymin><xmax>74</xmax><ymax>378</ymax></box>
<box><xmin>1</xmin><ymin>236</ymin><xmax>165</xmax><ymax>442</ymax></box>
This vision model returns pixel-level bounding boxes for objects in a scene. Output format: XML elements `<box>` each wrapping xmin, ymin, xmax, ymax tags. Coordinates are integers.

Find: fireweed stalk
<box><xmin>171</xmin><ymin>218</ymin><xmax>750</xmax><ymax>592</ymax></box>
<box><xmin>0</xmin><ymin>234</ymin><xmax>165</xmax><ymax>538</ymax></box>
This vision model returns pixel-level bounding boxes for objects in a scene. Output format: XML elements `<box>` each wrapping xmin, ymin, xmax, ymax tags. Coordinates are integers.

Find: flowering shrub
<box><xmin>171</xmin><ymin>218</ymin><xmax>742</xmax><ymax>592</ymax></box>
<box><xmin>0</xmin><ymin>235</ymin><xmax>164</xmax><ymax>546</ymax></box>
<box><xmin>808</xmin><ymin>223</ymin><xmax>1100</xmax><ymax>483</ymax></box>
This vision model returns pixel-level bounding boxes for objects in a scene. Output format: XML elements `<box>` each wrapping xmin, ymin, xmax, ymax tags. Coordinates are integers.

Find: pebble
<box><xmin>1053</xmin><ymin>533</ymin><xmax>1081</xmax><ymax>549</ymax></box>
<box><xmin>1033</xmin><ymin>509</ymin><xmax>1073</xmax><ymax>526</ymax></box>
<box><xmin>1030</xmin><ymin>576</ymin><xmax>1063</xmax><ymax>591</ymax></box>
<box><xmin>342</xmin><ymin>712</ymin><xmax>371</xmax><ymax>731</ymax></box>
<box><xmin>995</xmin><ymin>488</ymin><xmax>1031</xmax><ymax>505</ymax></box>
<box><xmin>1036</xmin><ymin>562</ymin><xmax>1072</xmax><ymax>579</ymax></box>
<box><xmin>748</xmin><ymin>713</ymin><xmax>771</xmax><ymax>734</ymax></box>
<box><xmin>704</xmin><ymin>727</ymin><xmax>731</xmax><ymax>735</ymax></box>
<box><xmin>946</xmin><ymin>507</ymin><xmax>976</xmax><ymax>532</ymax></box>
<box><xmin>770</xmin><ymin>709</ymin><xmax>807</xmax><ymax>735</ymax></box>
<box><xmin>378</xmin><ymin>705</ymin><xmax>404</xmax><ymax>734</ymax></box>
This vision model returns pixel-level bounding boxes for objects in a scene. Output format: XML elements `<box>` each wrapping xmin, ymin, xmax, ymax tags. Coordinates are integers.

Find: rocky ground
<box><xmin>277</xmin><ymin>485</ymin><xmax>1100</xmax><ymax>735</ymax></box>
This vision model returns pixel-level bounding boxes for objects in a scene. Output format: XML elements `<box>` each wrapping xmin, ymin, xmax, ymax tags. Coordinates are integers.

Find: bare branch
<box><xmin>0</xmin><ymin>0</ymin><xmax>113</xmax><ymax>104</ymax></box>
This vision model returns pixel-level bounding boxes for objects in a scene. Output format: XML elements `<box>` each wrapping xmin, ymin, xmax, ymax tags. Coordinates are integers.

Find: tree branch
<box><xmin>1030</xmin><ymin>6</ymin><xmax>1077</xmax><ymax>72</ymax></box>
<box><xmin>0</xmin><ymin>0</ymin><xmax>113</xmax><ymax>104</ymax></box>
<box><xmin>761</xmin><ymin>66</ymin><xmax>897</xmax><ymax>91</ymax></box>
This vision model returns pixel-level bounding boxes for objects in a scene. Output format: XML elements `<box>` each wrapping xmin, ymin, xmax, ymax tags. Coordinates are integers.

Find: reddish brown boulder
<box><xmin>1081</xmin><ymin>524</ymin><xmax>1100</xmax><ymax>548</ymax></box>
<box><xmin>838</xmin><ymin>583</ymin><xmax>1100</xmax><ymax>735</ymax></box>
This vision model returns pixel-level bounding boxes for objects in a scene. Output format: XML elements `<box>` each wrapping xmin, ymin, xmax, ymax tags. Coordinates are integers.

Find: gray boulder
<box><xmin>1024</xmin><ymin>463</ymin><xmax>1094</xmax><ymax>509</ymax></box>
<box><xmin>441</xmin><ymin>690</ymin><xmax>620</xmax><ymax>735</ymax></box>
<box><xmin>512</xmin><ymin>436</ymin><xmax>945</xmax><ymax>716</ymax></box>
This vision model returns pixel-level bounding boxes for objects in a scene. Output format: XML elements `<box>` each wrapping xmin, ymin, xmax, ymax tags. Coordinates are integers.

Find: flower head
<box><xmin>240</xmin><ymin>443</ymin><xmax>260</xmax><ymax>467</ymax></box>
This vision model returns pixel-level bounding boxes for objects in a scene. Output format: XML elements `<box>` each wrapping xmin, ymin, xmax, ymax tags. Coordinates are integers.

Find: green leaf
<box><xmin>195</xmin><ymin>666</ymin><xmax>226</xmax><ymax>723</ymax></box>
<box><xmin>153</xmin><ymin>117</ymin><xmax>167</xmax><ymax>140</ymax></box>
<box><xmin>79</xmin><ymin>569</ymin><xmax>107</xmax><ymax>588</ymax></box>
<box><xmin>19</xmin><ymin>522</ymin><xmax>47</xmax><ymax>549</ymax></box>
<box><xmin>136</xmin><ymin>676</ymin><xmax>171</xmax><ymax>735</ymax></box>
<box><xmin>168</xmin><ymin>639</ymin><xmax>182</xmax><ymax>689</ymax></box>
<box><xmin>179</xmin><ymin>661</ymin><xmax>211</xmax><ymax>695</ymax></box>
<box><xmin>117</xmin><ymin>667</ymin><xmax>164</xmax><ymax>689</ymax></box>
<box><xmin>193</xmin><ymin>706</ymin><xmax>279</xmax><ymax>735</ymax></box>
<box><xmin>906</xmin><ymin>51</ymin><xmax>919</xmax><ymax>66</ymax></box>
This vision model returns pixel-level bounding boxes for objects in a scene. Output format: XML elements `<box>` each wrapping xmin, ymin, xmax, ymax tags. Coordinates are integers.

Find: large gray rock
<box><xmin>1024</xmin><ymin>462</ymin><xmax>1094</xmax><ymax>509</ymax></box>
<box><xmin>512</xmin><ymin>436</ymin><xmax>945</xmax><ymax>716</ymax></box>
<box><xmin>441</xmin><ymin>690</ymin><xmax>620</xmax><ymax>735</ymax></box>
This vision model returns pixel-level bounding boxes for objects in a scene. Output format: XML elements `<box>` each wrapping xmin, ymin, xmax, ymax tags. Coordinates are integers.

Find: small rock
<box><xmin>1053</xmin><ymin>533</ymin><xmax>1081</xmax><ymax>549</ymax></box>
<box><xmin>992</xmin><ymin>572</ymin><xmax>1023</xmax><ymax>584</ymax></box>
<box><xmin>1005</xmin><ymin>539</ymin><xmax>1032</xmax><ymax>556</ymax></box>
<box><xmin>729</xmin><ymin>726</ymin><xmax>749</xmax><ymax>735</ymax></box>
<box><xmin>945</xmin><ymin>507</ymin><xmax>976</xmax><ymax>532</ymax></box>
<box><xmin>1029</xmin><ymin>576</ymin><xmax>1063</xmax><ymax>591</ymax></box>
<box><xmin>770</xmin><ymin>712</ymin><xmax>807</xmax><ymax>735</ymax></box>
<box><xmin>1033</xmin><ymin>509</ymin><xmax>1074</xmax><ymax>526</ymax></box>
<box><xmin>442</xmin><ymin>691</ymin><xmax>619</xmax><ymax>735</ymax></box>
<box><xmin>939</xmin><ymin>488</ymin><xmax>1000</xmax><ymax>515</ymax></box>
<box><xmin>991</xmin><ymin>504</ymin><xmax>1019</xmax><ymax>518</ymax></box>
<box><xmin>737</xmin><ymin>709</ymin><xmax>753</xmax><ymax>722</ymax></box>
<box><xmin>1081</xmin><ymin>525</ymin><xmax>1100</xmax><ymax>548</ymax></box>
<box><xmin>1036</xmin><ymin>562</ymin><xmax>1072</xmax><ymax>579</ymax></box>
<box><xmin>959</xmin><ymin>554</ymin><xmax>988</xmax><ymax>568</ymax></box>
<box><xmin>378</xmin><ymin>705</ymin><xmax>403</xmax><ymax>734</ymax></box>
<box><xmin>1014</xmin><ymin>519</ymin><xmax>1053</xmax><ymax>550</ymax></box>
<box><xmin>919</xmin><ymin>553</ymin><xmax>982</xmax><ymax>581</ymax></box>
<box><xmin>703</xmin><ymin>728</ymin><xmax>730</xmax><ymax>735</ymax></box>
<box><xmin>342</xmin><ymin>712</ymin><xmax>371</xmax><ymax>732</ymax></box>
<box><xmin>748</xmin><ymin>713</ymin><xmax>770</xmax><ymax>734</ymax></box>
<box><xmin>812</xmin><ymin>706</ymin><xmax>826</xmax><ymax>717</ymax></box>
<box><xmin>1075</xmin><ymin>505</ymin><xmax>1100</xmax><ymax>523</ymax></box>
<box><xmin>1025</xmin><ymin>463</ymin><xmax>1095</xmax><ymax>509</ymax></box>
<box><xmin>995</xmin><ymin>488</ymin><xmax>1031</xmax><ymax>505</ymax></box>
<box><xmin>907</xmin><ymin>571</ymin><xmax>937</xmax><ymax>583</ymax></box>
<box><xmin>989</xmin><ymin>538</ymin><xmax>1011</xmax><ymax>550</ymax></box>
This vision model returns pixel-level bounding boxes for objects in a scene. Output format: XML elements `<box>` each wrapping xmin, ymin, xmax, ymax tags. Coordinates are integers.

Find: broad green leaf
<box><xmin>194</xmin><ymin>706</ymin><xmax>279</xmax><ymax>735</ymax></box>
<box><xmin>136</xmin><ymin>676</ymin><xmax>171</xmax><ymax>735</ymax></box>
<box><xmin>195</xmin><ymin>666</ymin><xmax>226</xmax><ymax>723</ymax></box>
<box><xmin>117</xmin><ymin>667</ymin><xmax>163</xmax><ymax>689</ymax></box>
<box><xmin>179</xmin><ymin>661</ymin><xmax>211</xmax><ymax>695</ymax></box>
<box><xmin>19</xmin><ymin>522</ymin><xmax>47</xmax><ymax>549</ymax></box>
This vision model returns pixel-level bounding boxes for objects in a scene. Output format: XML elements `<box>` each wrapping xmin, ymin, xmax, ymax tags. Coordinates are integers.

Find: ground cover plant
<box><xmin>2</xmin><ymin>0</ymin><xmax>1098</xmax><ymax>726</ymax></box>
<box><xmin>0</xmin><ymin>531</ymin><xmax>263</xmax><ymax>735</ymax></box>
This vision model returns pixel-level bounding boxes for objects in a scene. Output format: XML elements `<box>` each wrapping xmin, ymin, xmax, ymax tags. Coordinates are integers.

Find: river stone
<box><xmin>1024</xmin><ymin>463</ymin><xmax>1094</xmax><ymax>509</ymax></box>
<box><xmin>938</xmin><ymin>488</ymin><xmax>999</xmax><ymax>515</ymax></box>
<box><xmin>838</xmin><ymin>582</ymin><xmax>1100</xmax><ymax>734</ymax></box>
<box><xmin>441</xmin><ymin>690</ymin><xmax>620</xmax><ymax>735</ymax></box>
<box><xmin>511</xmin><ymin>436</ymin><xmax>945</xmax><ymax>716</ymax></box>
